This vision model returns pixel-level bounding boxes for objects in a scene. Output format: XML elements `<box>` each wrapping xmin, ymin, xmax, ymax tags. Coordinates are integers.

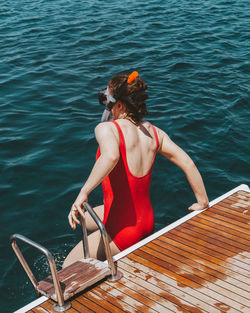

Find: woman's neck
<box><xmin>120</xmin><ymin>115</ymin><xmax>138</xmax><ymax>126</ymax></box>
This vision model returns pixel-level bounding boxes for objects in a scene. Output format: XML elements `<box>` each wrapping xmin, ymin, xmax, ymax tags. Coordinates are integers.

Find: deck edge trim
<box><xmin>13</xmin><ymin>296</ymin><xmax>48</xmax><ymax>313</ymax></box>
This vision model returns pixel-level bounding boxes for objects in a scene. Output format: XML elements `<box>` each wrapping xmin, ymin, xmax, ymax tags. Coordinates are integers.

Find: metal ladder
<box><xmin>10</xmin><ymin>202</ymin><xmax>123</xmax><ymax>312</ymax></box>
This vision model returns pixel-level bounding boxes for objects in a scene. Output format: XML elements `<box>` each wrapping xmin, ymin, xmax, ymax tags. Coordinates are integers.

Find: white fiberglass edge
<box><xmin>16</xmin><ymin>184</ymin><xmax>249</xmax><ymax>312</ymax></box>
<box><xmin>14</xmin><ymin>296</ymin><xmax>48</xmax><ymax>313</ymax></box>
<box><xmin>113</xmin><ymin>184</ymin><xmax>249</xmax><ymax>262</ymax></box>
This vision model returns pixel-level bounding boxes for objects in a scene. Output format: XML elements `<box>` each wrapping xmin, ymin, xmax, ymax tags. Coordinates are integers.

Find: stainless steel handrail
<box><xmin>81</xmin><ymin>202</ymin><xmax>121</xmax><ymax>280</ymax></box>
<box><xmin>80</xmin><ymin>214</ymin><xmax>90</xmax><ymax>258</ymax></box>
<box><xmin>10</xmin><ymin>202</ymin><xmax>121</xmax><ymax>312</ymax></box>
<box><xmin>10</xmin><ymin>234</ymin><xmax>71</xmax><ymax>312</ymax></box>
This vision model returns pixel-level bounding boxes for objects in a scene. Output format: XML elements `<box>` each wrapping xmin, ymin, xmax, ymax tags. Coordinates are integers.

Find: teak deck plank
<box><xmin>159</xmin><ymin>232</ymin><xmax>249</xmax><ymax>276</ymax></box>
<box><xmin>177</xmin><ymin>223</ymin><xmax>248</xmax><ymax>259</ymax></box>
<box><xmin>203</xmin><ymin>207</ymin><xmax>250</xmax><ymax>230</ymax></box>
<box><xmin>119</xmin><ymin>259</ymin><xmax>219</xmax><ymax>313</ymax></box>
<box><xmin>191</xmin><ymin>215</ymin><xmax>250</xmax><ymax>242</ymax></box>
<box><xmin>27</xmin><ymin>188</ymin><xmax>250</xmax><ymax>313</ymax></box>
<box><xmin>155</xmin><ymin>236</ymin><xmax>249</xmax><ymax>282</ymax></box>
<box><xmin>105</xmin><ymin>279</ymin><xmax>174</xmax><ymax>313</ymax></box>
<box><xmin>223</xmin><ymin>196</ymin><xmax>250</xmax><ymax>207</ymax></box>
<box><xmin>211</xmin><ymin>203</ymin><xmax>250</xmax><ymax>222</ymax></box>
<box><xmin>70</xmin><ymin>299</ymin><xmax>94</xmax><ymax>313</ymax></box>
<box><xmin>80</xmin><ymin>290</ymin><xmax>126</xmax><ymax>313</ymax></box>
<box><xmin>169</xmin><ymin>228</ymin><xmax>249</xmax><ymax>271</ymax></box>
<box><xmin>127</xmin><ymin>253</ymin><xmax>245</xmax><ymax>312</ymax></box>
<box><xmin>98</xmin><ymin>282</ymin><xmax>142</xmax><ymax>313</ymax></box>
<box><xmin>237</xmin><ymin>190</ymin><xmax>250</xmax><ymax>195</ymax></box>
<box><xmin>118</xmin><ymin>263</ymin><xmax>189</xmax><ymax>311</ymax></box>
<box><xmin>219</xmin><ymin>202</ymin><xmax>250</xmax><ymax>216</ymax></box>
<box><xmin>149</xmin><ymin>240</ymin><xmax>250</xmax><ymax>296</ymax></box>
<box><xmin>120</xmin><ymin>256</ymin><xmax>237</xmax><ymax>313</ymax></box>
<box><xmin>226</xmin><ymin>197</ymin><xmax>250</xmax><ymax>205</ymax></box>
<box><xmin>180</xmin><ymin>219</ymin><xmax>250</xmax><ymax>252</ymax></box>
<box><xmin>134</xmin><ymin>246</ymin><xmax>249</xmax><ymax>308</ymax></box>
<box><xmin>222</xmin><ymin>198</ymin><xmax>250</xmax><ymax>211</ymax></box>
<box><xmin>124</xmin><ymin>254</ymin><xmax>243</xmax><ymax>313</ymax></box>
<box><xmin>76</xmin><ymin>295</ymin><xmax>110</xmax><ymax>313</ymax></box>
<box><xmin>153</xmin><ymin>236</ymin><xmax>249</xmax><ymax>287</ymax></box>
<box><xmin>185</xmin><ymin>219</ymin><xmax>250</xmax><ymax>250</ymax></box>
<box><xmin>229</xmin><ymin>193</ymin><xmax>250</xmax><ymax>203</ymax></box>
<box><xmin>90</xmin><ymin>286</ymin><xmax>139</xmax><ymax>313</ymax></box>
<box><xmin>32</xmin><ymin>307</ymin><xmax>49</xmax><ymax>313</ymax></box>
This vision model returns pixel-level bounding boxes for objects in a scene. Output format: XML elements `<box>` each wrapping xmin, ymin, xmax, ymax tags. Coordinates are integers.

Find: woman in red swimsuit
<box><xmin>63</xmin><ymin>71</ymin><xmax>208</xmax><ymax>267</ymax></box>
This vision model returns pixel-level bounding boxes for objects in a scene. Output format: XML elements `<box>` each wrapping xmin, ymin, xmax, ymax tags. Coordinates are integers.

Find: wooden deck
<box><xmin>19</xmin><ymin>186</ymin><xmax>250</xmax><ymax>313</ymax></box>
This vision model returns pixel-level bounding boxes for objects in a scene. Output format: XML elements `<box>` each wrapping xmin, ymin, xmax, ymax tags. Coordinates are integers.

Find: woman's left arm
<box><xmin>158</xmin><ymin>128</ymin><xmax>209</xmax><ymax>211</ymax></box>
<box><xmin>68</xmin><ymin>123</ymin><xmax>120</xmax><ymax>229</ymax></box>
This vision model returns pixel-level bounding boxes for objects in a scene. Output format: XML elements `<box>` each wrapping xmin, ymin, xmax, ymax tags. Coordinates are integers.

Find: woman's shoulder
<box><xmin>95</xmin><ymin>121</ymin><xmax>119</xmax><ymax>137</ymax></box>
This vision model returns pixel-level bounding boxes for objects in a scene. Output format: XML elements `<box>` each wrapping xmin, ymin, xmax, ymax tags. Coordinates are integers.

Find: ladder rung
<box><xmin>37</xmin><ymin>258</ymin><xmax>111</xmax><ymax>301</ymax></box>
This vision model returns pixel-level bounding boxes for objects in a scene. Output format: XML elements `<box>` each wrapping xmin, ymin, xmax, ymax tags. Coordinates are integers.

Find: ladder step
<box><xmin>37</xmin><ymin>258</ymin><xmax>111</xmax><ymax>301</ymax></box>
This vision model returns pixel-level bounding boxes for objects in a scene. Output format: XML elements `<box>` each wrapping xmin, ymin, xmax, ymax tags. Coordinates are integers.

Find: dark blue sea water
<box><xmin>0</xmin><ymin>0</ymin><xmax>249</xmax><ymax>312</ymax></box>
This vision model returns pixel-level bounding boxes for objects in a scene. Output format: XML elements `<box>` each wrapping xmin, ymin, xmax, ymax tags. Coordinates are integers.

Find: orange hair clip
<box><xmin>127</xmin><ymin>71</ymin><xmax>139</xmax><ymax>83</ymax></box>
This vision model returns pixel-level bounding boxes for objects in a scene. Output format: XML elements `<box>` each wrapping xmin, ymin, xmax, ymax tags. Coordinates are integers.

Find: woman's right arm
<box><xmin>157</xmin><ymin>127</ymin><xmax>209</xmax><ymax>211</ymax></box>
<box><xmin>68</xmin><ymin>123</ymin><xmax>120</xmax><ymax>229</ymax></box>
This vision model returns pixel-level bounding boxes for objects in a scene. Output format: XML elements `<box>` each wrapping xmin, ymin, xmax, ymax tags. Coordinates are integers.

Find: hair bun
<box><xmin>109</xmin><ymin>72</ymin><xmax>148</xmax><ymax>123</ymax></box>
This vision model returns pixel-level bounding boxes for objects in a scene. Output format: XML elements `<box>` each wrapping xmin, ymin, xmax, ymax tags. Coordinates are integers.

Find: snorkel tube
<box><xmin>99</xmin><ymin>87</ymin><xmax>116</xmax><ymax>122</ymax></box>
<box><xmin>101</xmin><ymin>108</ymin><xmax>110</xmax><ymax>122</ymax></box>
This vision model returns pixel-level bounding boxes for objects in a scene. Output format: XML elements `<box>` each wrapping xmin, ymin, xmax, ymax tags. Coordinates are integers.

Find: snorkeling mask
<box><xmin>98</xmin><ymin>87</ymin><xmax>116</xmax><ymax>122</ymax></box>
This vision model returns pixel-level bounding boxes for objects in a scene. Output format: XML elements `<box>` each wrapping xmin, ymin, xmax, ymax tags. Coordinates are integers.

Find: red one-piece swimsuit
<box><xmin>96</xmin><ymin>120</ymin><xmax>159</xmax><ymax>251</ymax></box>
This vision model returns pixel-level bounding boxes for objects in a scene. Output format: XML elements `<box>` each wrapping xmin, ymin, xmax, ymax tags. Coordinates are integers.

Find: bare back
<box><xmin>112</xmin><ymin>119</ymin><xmax>158</xmax><ymax>177</ymax></box>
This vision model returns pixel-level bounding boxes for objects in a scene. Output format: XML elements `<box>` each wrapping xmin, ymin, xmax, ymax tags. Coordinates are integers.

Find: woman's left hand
<box><xmin>188</xmin><ymin>202</ymin><xmax>208</xmax><ymax>211</ymax></box>
<box><xmin>68</xmin><ymin>190</ymin><xmax>88</xmax><ymax>230</ymax></box>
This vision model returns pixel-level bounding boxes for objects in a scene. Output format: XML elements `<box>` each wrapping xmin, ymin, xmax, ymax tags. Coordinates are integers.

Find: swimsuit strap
<box><xmin>151</xmin><ymin>124</ymin><xmax>159</xmax><ymax>152</ymax></box>
<box><xmin>108</xmin><ymin>120</ymin><xmax>125</xmax><ymax>149</ymax></box>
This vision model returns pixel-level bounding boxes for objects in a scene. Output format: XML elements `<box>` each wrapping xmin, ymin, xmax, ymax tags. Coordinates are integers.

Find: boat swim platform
<box><xmin>15</xmin><ymin>184</ymin><xmax>250</xmax><ymax>313</ymax></box>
